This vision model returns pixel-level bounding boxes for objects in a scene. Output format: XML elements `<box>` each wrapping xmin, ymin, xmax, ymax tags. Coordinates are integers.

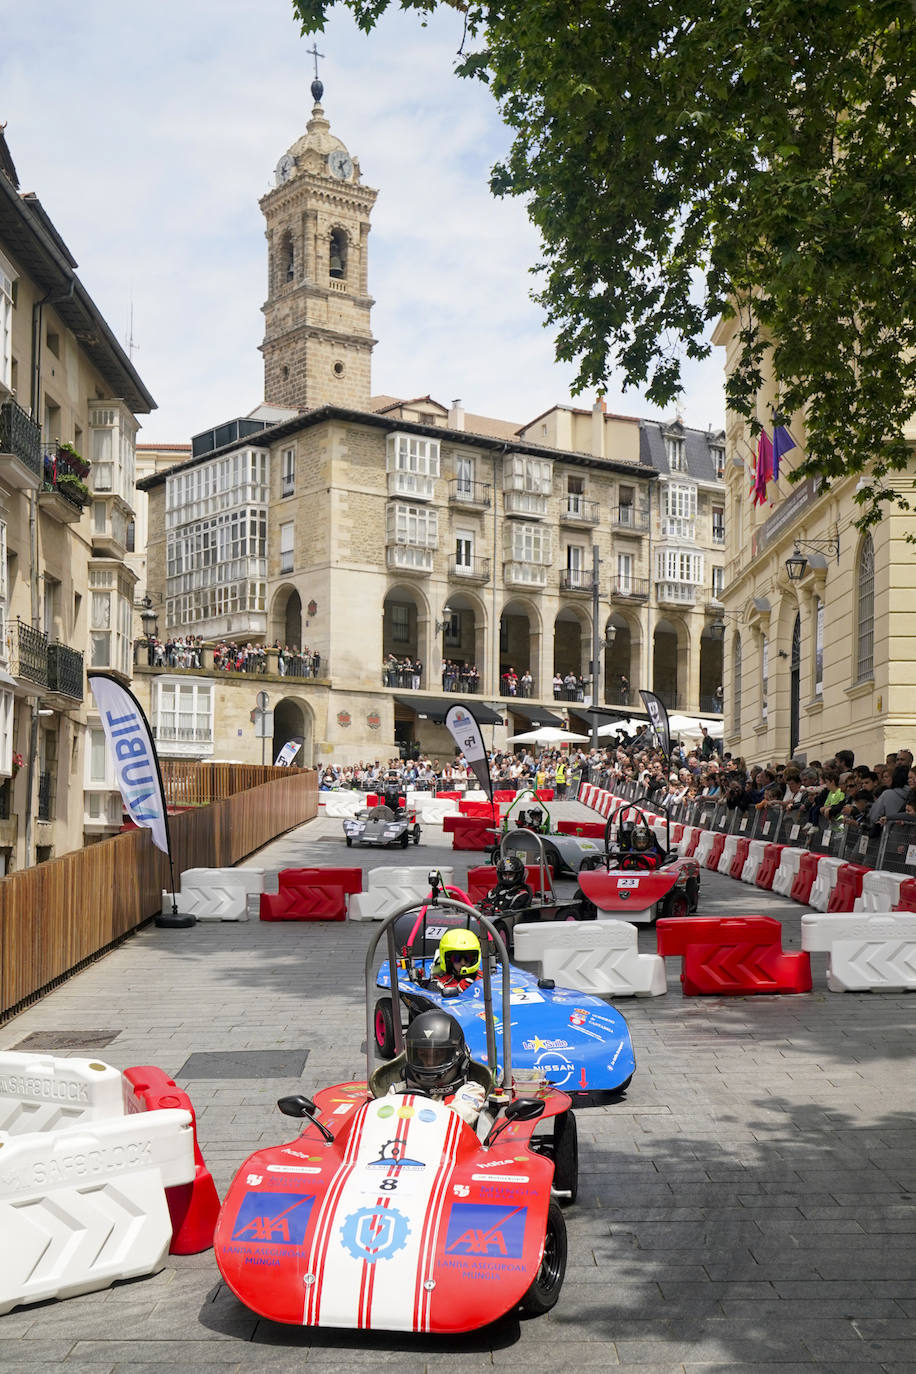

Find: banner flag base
<box><xmin>155</xmin><ymin>910</ymin><xmax>196</xmax><ymax>929</ymax></box>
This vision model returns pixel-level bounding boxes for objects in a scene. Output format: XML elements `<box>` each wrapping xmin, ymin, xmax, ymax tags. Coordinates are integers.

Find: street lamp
<box><xmin>435</xmin><ymin>604</ymin><xmax>454</xmax><ymax>634</ymax></box>
<box><xmin>784</xmin><ymin>531</ymin><xmax>841</xmax><ymax>582</ymax></box>
<box><xmin>140</xmin><ymin>596</ymin><xmax>158</xmax><ymax>665</ymax></box>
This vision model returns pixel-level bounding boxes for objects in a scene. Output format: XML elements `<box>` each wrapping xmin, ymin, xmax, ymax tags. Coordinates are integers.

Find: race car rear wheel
<box><xmin>399</xmin><ymin>831</ymin><xmax>410</xmax><ymax>848</ymax></box>
<box><xmin>374</xmin><ymin>997</ymin><xmax>396</xmax><ymax>1059</ymax></box>
<box><xmin>345</xmin><ymin>836</ymin><xmax>352</xmax><ymax>847</ymax></box>
<box><xmin>552</xmin><ymin>1110</ymin><xmax>579</xmax><ymax>1203</ymax></box>
<box><xmin>412</xmin><ymin>825</ymin><xmax>421</xmax><ymax>845</ymax></box>
<box><xmin>520</xmin><ymin>1200</ymin><xmax>567</xmax><ymax>1316</ymax></box>
<box><xmin>665</xmin><ymin>891</ymin><xmax>690</xmax><ymax>921</ymax></box>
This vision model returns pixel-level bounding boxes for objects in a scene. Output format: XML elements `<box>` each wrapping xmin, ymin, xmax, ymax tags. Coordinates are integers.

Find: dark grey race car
<box><xmin>343</xmin><ymin>803</ymin><xmax>421</xmax><ymax>849</ymax></box>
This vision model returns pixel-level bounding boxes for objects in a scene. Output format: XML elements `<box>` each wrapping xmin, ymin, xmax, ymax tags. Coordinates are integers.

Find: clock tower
<box><xmin>260</xmin><ymin>78</ymin><xmax>378</xmax><ymax>412</ymax></box>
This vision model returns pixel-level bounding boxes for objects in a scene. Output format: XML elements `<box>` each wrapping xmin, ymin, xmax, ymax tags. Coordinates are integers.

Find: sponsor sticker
<box><xmin>231</xmin><ymin>1191</ymin><xmax>314</xmax><ymax>1245</ymax></box>
<box><xmin>471</xmin><ymin>1173</ymin><xmax>529</xmax><ymax>1184</ymax></box>
<box><xmin>340</xmin><ymin>1206</ymin><xmax>410</xmax><ymax>1263</ymax></box>
<box><xmin>267</xmin><ymin>1164</ymin><xmax>322</xmax><ymax>1175</ymax></box>
<box><xmin>445</xmin><ymin>1203</ymin><xmax>527</xmax><ymax>1258</ymax></box>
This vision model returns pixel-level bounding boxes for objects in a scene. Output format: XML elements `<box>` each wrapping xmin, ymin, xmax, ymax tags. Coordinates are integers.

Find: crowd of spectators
<box><xmin>383</xmin><ymin>655</ymin><xmax>423</xmax><ymax>689</ymax></box>
<box><xmin>319</xmin><ymin>746</ymin><xmax>585</xmax><ymax>795</ymax></box>
<box><xmin>443</xmin><ymin>661</ymin><xmax>481</xmax><ymax>692</ymax></box>
<box><xmin>138</xmin><ymin>636</ymin><xmax>320</xmax><ymax>677</ymax></box>
<box><xmin>552</xmin><ymin>671</ymin><xmax>588</xmax><ymax>701</ymax></box>
<box><xmin>500</xmin><ymin>668</ymin><xmax>533</xmax><ymax>697</ymax></box>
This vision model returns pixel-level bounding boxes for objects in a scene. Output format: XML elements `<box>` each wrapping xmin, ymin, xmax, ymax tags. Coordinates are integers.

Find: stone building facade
<box><xmin>713</xmin><ymin>311</ymin><xmax>916</xmax><ymax>766</ymax></box>
<box><xmin>134</xmin><ymin>93</ymin><xmax>727</xmax><ymax>768</ymax></box>
<box><xmin>0</xmin><ymin>129</ymin><xmax>154</xmax><ymax>868</ymax></box>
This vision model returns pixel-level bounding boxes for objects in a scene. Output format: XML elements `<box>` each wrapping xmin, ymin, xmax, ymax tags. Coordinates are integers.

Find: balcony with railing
<box><xmin>448</xmin><ymin>479</ymin><xmax>491</xmax><ymax>508</ymax></box>
<box><xmin>46</xmin><ymin>642</ymin><xmax>85</xmax><ymax>703</ymax></box>
<box><xmin>503</xmin><ymin>489</ymin><xmax>548</xmax><ymax>519</ymax></box>
<box><xmin>0</xmin><ymin>400</ymin><xmax>42</xmax><ymax>489</ymax></box>
<box><xmin>452</xmin><ymin>555</ymin><xmax>490</xmax><ymax>582</ymax></box>
<box><xmin>9</xmin><ymin>619</ymin><xmax>49</xmax><ymax>689</ymax></box>
<box><xmin>39</xmin><ymin>447</ymin><xmax>90</xmax><ymax>522</ymax></box>
<box><xmin>386</xmin><ymin>544</ymin><xmax>434</xmax><ymax>573</ymax></box>
<box><xmin>610</xmin><ymin>575</ymin><xmax>649</xmax><ymax>601</ymax></box>
<box><xmin>656</xmin><ymin>581</ymin><xmax>697</xmax><ymax>606</ymax></box>
<box><xmin>712</xmin><ymin>525</ymin><xmax>726</xmax><ymax>546</ymax></box>
<box><xmin>504</xmin><ymin>561</ymin><xmax>548</xmax><ymax>588</ymax></box>
<box><xmin>612</xmin><ymin>505</ymin><xmax>649</xmax><ymax>532</ymax></box>
<box><xmin>387</xmin><ymin>470</ymin><xmax>435</xmax><ymax>501</ymax></box>
<box><xmin>561</xmin><ymin>496</ymin><xmax>600</xmax><ymax>526</ymax></box>
<box><xmin>560</xmin><ymin>570</ymin><xmax>595</xmax><ymax>594</ymax></box>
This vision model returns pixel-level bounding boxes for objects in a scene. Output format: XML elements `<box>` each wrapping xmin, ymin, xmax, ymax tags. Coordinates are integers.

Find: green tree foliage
<box><xmin>294</xmin><ymin>1</ymin><xmax>916</xmax><ymax>521</ymax></box>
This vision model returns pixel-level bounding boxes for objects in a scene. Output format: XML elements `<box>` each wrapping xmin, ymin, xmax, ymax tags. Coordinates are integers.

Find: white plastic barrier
<box><xmin>854</xmin><ymin>870</ymin><xmax>909</xmax><ymax>913</ymax></box>
<box><xmin>801</xmin><ymin>911</ymin><xmax>916</xmax><ymax>992</ymax></box>
<box><xmin>323</xmin><ymin>793</ymin><xmax>365</xmax><ymax>819</ymax></box>
<box><xmin>741</xmin><ymin>839</ymin><xmax>769</xmax><ymax>884</ymax></box>
<box><xmin>513</xmin><ymin>920</ymin><xmax>666</xmax><ymax>997</ymax></box>
<box><xmin>694</xmin><ymin>831</ymin><xmax>718</xmax><ymax>867</ymax></box>
<box><xmin>717</xmin><ymin>835</ymin><xmax>740</xmax><ymax>875</ymax></box>
<box><xmin>348</xmin><ymin>865</ymin><xmax>456</xmax><ymax>923</ymax></box>
<box><xmin>0</xmin><ymin>1108</ymin><xmax>195</xmax><ymax>1315</ymax></box>
<box><xmin>161</xmin><ymin>886</ymin><xmax>247</xmax><ymax>922</ymax></box>
<box><xmin>417</xmin><ymin>798</ymin><xmax>459</xmax><ymax>825</ymax></box>
<box><xmin>772</xmin><ymin>847</ymin><xmax>804</xmax><ymax>897</ymax></box>
<box><xmin>0</xmin><ymin>1054</ymin><xmax>126</xmax><ymax>1135</ymax></box>
<box><xmin>809</xmin><ymin>856</ymin><xmax>847</xmax><ymax>912</ymax></box>
<box><xmin>182</xmin><ymin>866</ymin><xmax>272</xmax><ymax>894</ymax></box>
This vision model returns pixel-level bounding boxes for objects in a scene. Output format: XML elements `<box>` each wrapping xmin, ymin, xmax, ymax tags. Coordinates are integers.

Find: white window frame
<box><xmin>814</xmin><ymin>598</ymin><xmax>824</xmax><ymax>698</ymax></box>
<box><xmin>0</xmin><ymin>249</ymin><xmax>14</xmax><ymax>396</ymax></box>
<box><xmin>711</xmin><ymin>566</ymin><xmax>724</xmax><ymax>599</ymax></box>
<box><xmin>386</xmin><ymin>433</ymin><xmax>440</xmax><ymax>478</ymax></box>
<box><xmin>665</xmin><ymin>435</ymin><xmax>685</xmax><ymax>471</ymax></box>
<box><xmin>504</xmin><ymin>522</ymin><xmax>551</xmax><ymax>564</ymax></box>
<box><xmin>617</xmin><ymin>552</ymin><xmax>633</xmax><ymax>594</ymax></box>
<box><xmin>281</xmin><ymin>447</ymin><xmax>295</xmax><ymax>496</ymax></box>
<box><xmin>656</xmin><ymin>549</ymin><xmax>704</xmax><ymax>584</ymax></box>
<box><xmin>280</xmin><ymin>520</ymin><xmax>294</xmax><ymax>574</ymax></box>
<box><xmin>455</xmin><ymin>528</ymin><xmax>474</xmax><ymax>569</ymax></box>
<box><xmin>503</xmin><ymin>454</ymin><xmax>552</xmax><ymax>496</ymax></box>
<box><xmin>386</xmin><ymin>502</ymin><xmax>438</xmax><ymax>548</ymax></box>
<box><xmin>154</xmin><ymin>679</ymin><xmax>214</xmax><ymax>744</ymax></box>
<box><xmin>455</xmin><ymin>455</ymin><xmax>474</xmax><ymax>495</ymax></box>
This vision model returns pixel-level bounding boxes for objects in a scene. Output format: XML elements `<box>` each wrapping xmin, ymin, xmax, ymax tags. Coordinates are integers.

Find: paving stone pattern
<box><xmin>1</xmin><ymin>801</ymin><xmax>914</xmax><ymax>1371</ymax></box>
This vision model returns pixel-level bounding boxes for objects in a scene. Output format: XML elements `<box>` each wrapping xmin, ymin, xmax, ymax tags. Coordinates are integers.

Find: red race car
<box><xmin>214</xmin><ymin>897</ymin><xmax>576</xmax><ymax>1332</ymax></box>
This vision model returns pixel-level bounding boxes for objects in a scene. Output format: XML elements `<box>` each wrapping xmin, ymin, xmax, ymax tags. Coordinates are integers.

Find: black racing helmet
<box><xmin>496</xmin><ymin>854</ymin><xmax>525</xmax><ymax>887</ymax></box>
<box><xmin>631</xmin><ymin>825</ymin><xmax>653</xmax><ymax>851</ymax></box>
<box><xmin>404</xmin><ymin>1010</ymin><xmax>469</xmax><ymax>1094</ymax></box>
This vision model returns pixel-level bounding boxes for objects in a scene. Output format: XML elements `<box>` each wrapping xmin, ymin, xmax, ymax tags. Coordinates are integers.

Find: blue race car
<box><xmin>373</xmin><ymin>896</ymin><xmax>635</xmax><ymax>1099</ymax></box>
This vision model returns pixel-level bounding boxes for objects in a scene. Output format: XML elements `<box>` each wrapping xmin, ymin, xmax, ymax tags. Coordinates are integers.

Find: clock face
<box><xmin>275</xmin><ymin>154</ymin><xmax>296</xmax><ymax>186</ymax></box>
<box><xmin>328</xmin><ymin>149</ymin><xmax>353</xmax><ymax>181</ymax></box>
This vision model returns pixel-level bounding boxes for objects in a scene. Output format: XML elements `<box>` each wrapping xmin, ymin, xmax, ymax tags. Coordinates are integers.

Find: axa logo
<box><xmin>445</xmin><ymin>1203</ymin><xmax>527</xmax><ymax>1258</ymax></box>
<box><xmin>231</xmin><ymin>1191</ymin><xmax>314</xmax><ymax>1245</ymax></box>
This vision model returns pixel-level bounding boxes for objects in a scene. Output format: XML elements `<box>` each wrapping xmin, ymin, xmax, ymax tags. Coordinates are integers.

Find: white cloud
<box><xmin>2</xmin><ymin>1</ymin><xmax>724</xmax><ymax>440</ymax></box>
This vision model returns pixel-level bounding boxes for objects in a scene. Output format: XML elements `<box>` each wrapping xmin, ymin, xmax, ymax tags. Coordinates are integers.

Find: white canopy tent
<box><xmin>667</xmin><ymin>714</ymin><xmax>724</xmax><ymax>739</ymax></box>
<box><xmin>595</xmin><ymin>718</ymin><xmax>650</xmax><ymax>738</ymax></box>
<box><xmin>505</xmin><ymin>726</ymin><xmax>591</xmax><ymax>745</ymax></box>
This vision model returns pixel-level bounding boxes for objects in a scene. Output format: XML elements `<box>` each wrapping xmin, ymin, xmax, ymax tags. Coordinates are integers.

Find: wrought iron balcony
<box><xmin>560</xmin><ymin>570</ymin><xmax>595</xmax><ymax>594</ymax></box>
<box><xmin>610</xmin><ymin>576</ymin><xmax>650</xmax><ymax>601</ymax></box>
<box><xmin>449</xmin><ymin>479</ymin><xmax>491</xmax><ymax>508</ymax></box>
<box><xmin>47</xmin><ymin>642</ymin><xmax>85</xmax><ymax>701</ymax></box>
<box><xmin>612</xmin><ymin>505</ymin><xmax>649</xmax><ymax>531</ymax></box>
<box><xmin>0</xmin><ymin>400</ymin><xmax>42</xmax><ymax>488</ymax></box>
<box><xmin>41</xmin><ymin>447</ymin><xmax>90</xmax><ymax>513</ymax></box>
<box><xmin>452</xmin><ymin>555</ymin><xmax>490</xmax><ymax>582</ymax></box>
<box><xmin>9</xmin><ymin>619</ymin><xmax>49</xmax><ymax>688</ymax></box>
<box><xmin>561</xmin><ymin>496</ymin><xmax>600</xmax><ymax>525</ymax></box>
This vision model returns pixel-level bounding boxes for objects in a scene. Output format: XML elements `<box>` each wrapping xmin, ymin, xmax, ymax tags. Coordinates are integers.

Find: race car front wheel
<box><xmin>552</xmin><ymin>1109</ymin><xmax>579</xmax><ymax>1203</ymax></box>
<box><xmin>374</xmin><ymin>998</ymin><xmax>396</xmax><ymax>1059</ymax></box>
<box><xmin>520</xmin><ymin>1200</ymin><xmax>567</xmax><ymax>1316</ymax></box>
<box><xmin>345</xmin><ymin>836</ymin><xmax>352</xmax><ymax>847</ymax></box>
<box><xmin>412</xmin><ymin>825</ymin><xmax>421</xmax><ymax>845</ymax></box>
<box><xmin>399</xmin><ymin>831</ymin><xmax>410</xmax><ymax>848</ymax></box>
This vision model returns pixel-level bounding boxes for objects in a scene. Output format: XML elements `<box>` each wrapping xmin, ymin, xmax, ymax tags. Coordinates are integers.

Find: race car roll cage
<box><xmin>600</xmin><ymin>800</ymin><xmax>672</xmax><ymax>870</ymax></box>
<box><xmin>364</xmin><ymin>892</ymin><xmax>514</xmax><ymax>1091</ymax></box>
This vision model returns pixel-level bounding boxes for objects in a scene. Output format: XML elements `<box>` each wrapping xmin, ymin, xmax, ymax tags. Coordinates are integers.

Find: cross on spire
<box><xmin>307</xmin><ymin>43</ymin><xmax>324</xmax><ymax>82</ymax></box>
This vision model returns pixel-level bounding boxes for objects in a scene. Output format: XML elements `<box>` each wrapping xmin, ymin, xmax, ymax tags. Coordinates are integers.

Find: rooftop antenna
<box><xmin>125</xmin><ymin>297</ymin><xmax>139</xmax><ymax>362</ymax></box>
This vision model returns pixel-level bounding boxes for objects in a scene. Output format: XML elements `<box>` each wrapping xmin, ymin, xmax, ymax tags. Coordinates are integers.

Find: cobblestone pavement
<box><xmin>1</xmin><ymin>799</ymin><xmax>915</xmax><ymax>1372</ymax></box>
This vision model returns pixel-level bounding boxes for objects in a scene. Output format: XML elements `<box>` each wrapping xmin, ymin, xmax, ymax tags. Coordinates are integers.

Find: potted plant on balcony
<box><xmin>57</xmin><ymin>442</ymin><xmax>91</xmax><ymax>480</ymax></box>
<box><xmin>56</xmin><ymin>472</ymin><xmax>91</xmax><ymax>507</ymax></box>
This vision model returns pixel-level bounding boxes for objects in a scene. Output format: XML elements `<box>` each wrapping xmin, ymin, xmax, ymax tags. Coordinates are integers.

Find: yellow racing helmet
<box><xmin>433</xmin><ymin>927</ymin><xmax>482</xmax><ymax>978</ymax></box>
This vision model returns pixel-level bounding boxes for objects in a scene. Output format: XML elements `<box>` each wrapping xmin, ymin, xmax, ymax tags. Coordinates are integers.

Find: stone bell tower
<box><xmin>260</xmin><ymin>75</ymin><xmax>378</xmax><ymax>412</ymax></box>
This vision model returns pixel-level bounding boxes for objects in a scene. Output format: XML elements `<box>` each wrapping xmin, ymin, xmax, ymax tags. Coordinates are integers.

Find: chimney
<box><xmin>591</xmin><ymin>396</ymin><xmax>606</xmax><ymax>458</ymax></box>
<box><xmin>448</xmin><ymin>398</ymin><xmax>465</xmax><ymax>432</ymax></box>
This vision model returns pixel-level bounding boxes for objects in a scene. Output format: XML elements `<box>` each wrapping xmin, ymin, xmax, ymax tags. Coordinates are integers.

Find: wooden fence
<box><xmin>160</xmin><ymin>761</ymin><xmax>308</xmax><ymax>808</ymax></box>
<box><xmin>0</xmin><ymin>767</ymin><xmax>318</xmax><ymax>1019</ymax></box>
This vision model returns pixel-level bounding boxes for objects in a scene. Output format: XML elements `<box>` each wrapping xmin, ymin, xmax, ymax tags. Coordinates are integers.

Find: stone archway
<box><xmin>653</xmin><ymin>618</ymin><xmax>682</xmax><ymax>709</ymax></box>
<box><xmin>383</xmin><ymin>584</ymin><xmax>431</xmax><ymax>690</ymax></box>
<box><xmin>439</xmin><ymin>589</ymin><xmax>487</xmax><ymax>692</ymax></box>
<box><xmin>605</xmin><ymin>613</ymin><xmax>637</xmax><ymax>706</ymax></box>
<box><xmin>269</xmin><ymin>584</ymin><xmax>303</xmax><ymax>651</ymax></box>
<box><xmin>553</xmin><ymin>607</ymin><xmax>589</xmax><ymax>700</ymax></box>
<box><xmin>499</xmin><ymin>597</ymin><xmax>542</xmax><ymax>697</ymax></box>
<box><xmin>272</xmin><ymin>697</ymin><xmax>314</xmax><ymax>769</ymax></box>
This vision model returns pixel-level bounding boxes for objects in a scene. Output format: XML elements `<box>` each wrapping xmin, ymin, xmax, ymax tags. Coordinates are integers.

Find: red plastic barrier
<box><xmin>442</xmin><ymin>814</ymin><xmax>499</xmax><ymax>851</ymax></box>
<box><xmin>534</xmin><ymin>789</ymin><xmax>555</xmax><ymax>802</ymax></box>
<box><xmin>458</xmin><ymin>800</ymin><xmax>500</xmax><ymax>819</ymax></box>
<box><xmin>790</xmin><ymin>851</ymin><xmax>823</xmax><ymax>905</ymax></box>
<box><xmin>705</xmin><ymin>833</ymin><xmax>728</xmax><ymax>871</ymax></box>
<box><xmin>730</xmin><ymin>838</ymin><xmax>752</xmax><ymax>881</ymax></box>
<box><xmin>894</xmin><ymin>878</ymin><xmax>916</xmax><ymax>911</ymax></box>
<box><xmin>124</xmin><ymin>1065</ymin><xmax>220</xmax><ymax>1254</ymax></box>
<box><xmin>755</xmin><ymin>843</ymin><xmax>787</xmax><ymax>890</ymax></box>
<box><xmin>556</xmin><ymin>819</ymin><xmax>606</xmax><ymax>838</ymax></box>
<box><xmin>683</xmin><ymin>829</ymin><xmax>702</xmax><ymax>857</ymax></box>
<box><xmin>435</xmin><ymin>791</ymin><xmax>461</xmax><ymax>801</ymax></box>
<box><xmin>825</xmin><ymin>863</ymin><xmax>869</xmax><ymax>913</ymax></box>
<box><xmin>465</xmin><ymin>864</ymin><xmax>546</xmax><ymax>905</ymax></box>
<box><xmin>656</xmin><ymin>915</ymin><xmax>812</xmax><ymax>996</ymax></box>
<box><xmin>670</xmin><ymin>823</ymin><xmax>685</xmax><ymax>844</ymax></box>
<box><xmin>259</xmin><ymin>866</ymin><xmax>362</xmax><ymax>921</ymax></box>
<box><xmin>493</xmin><ymin>790</ymin><xmax>517</xmax><ymax>803</ymax></box>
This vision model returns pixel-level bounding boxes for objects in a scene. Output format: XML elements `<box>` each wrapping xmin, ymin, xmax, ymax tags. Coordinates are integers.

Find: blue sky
<box><xmin>2</xmin><ymin>1</ymin><xmax>725</xmax><ymax>442</ymax></box>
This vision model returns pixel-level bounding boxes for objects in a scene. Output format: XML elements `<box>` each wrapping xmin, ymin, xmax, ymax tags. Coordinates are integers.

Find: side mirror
<box><xmin>278</xmin><ymin>1094</ymin><xmax>316</xmax><ymax>1118</ymax></box>
<box><xmin>504</xmin><ymin>1096</ymin><xmax>546</xmax><ymax>1123</ymax></box>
